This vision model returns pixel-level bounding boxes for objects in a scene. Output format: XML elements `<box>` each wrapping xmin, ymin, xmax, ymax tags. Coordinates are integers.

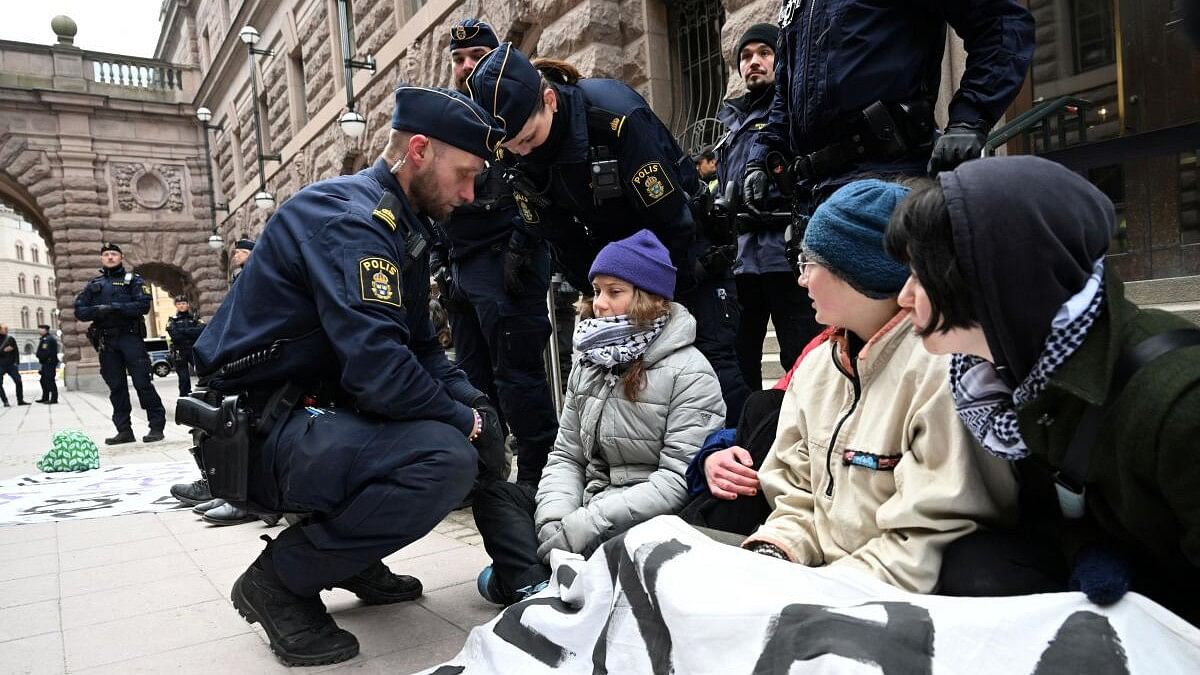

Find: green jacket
<box><xmin>1017</xmin><ymin>271</ymin><xmax>1200</xmax><ymax>613</ymax></box>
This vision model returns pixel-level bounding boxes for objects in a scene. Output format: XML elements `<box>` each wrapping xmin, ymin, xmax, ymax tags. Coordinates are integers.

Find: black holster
<box><xmin>175</xmin><ymin>382</ymin><xmax>303</xmax><ymax>504</ymax></box>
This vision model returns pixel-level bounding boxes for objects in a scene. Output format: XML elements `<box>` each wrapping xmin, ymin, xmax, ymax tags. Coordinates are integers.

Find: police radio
<box><xmin>590</xmin><ymin>146</ymin><xmax>622</xmax><ymax>202</ymax></box>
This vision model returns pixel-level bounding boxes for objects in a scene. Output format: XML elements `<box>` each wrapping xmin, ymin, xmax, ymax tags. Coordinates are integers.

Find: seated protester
<box><xmin>885</xmin><ymin>156</ymin><xmax>1200</xmax><ymax>624</ymax></box>
<box><xmin>680</xmin><ymin>328</ymin><xmax>835</xmax><ymax>535</ymax></box>
<box><xmin>739</xmin><ymin>179</ymin><xmax>1019</xmax><ymax>594</ymax></box>
<box><xmin>473</xmin><ymin>229</ymin><xmax>725</xmax><ymax>605</ymax></box>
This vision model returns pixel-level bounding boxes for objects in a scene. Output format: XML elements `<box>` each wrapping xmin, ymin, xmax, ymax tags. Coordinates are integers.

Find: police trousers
<box><xmin>679</xmin><ymin>273</ymin><xmax>750</xmax><ymax>424</ymax></box>
<box><xmin>175</xmin><ymin>359</ymin><xmax>192</xmax><ymax>397</ymax></box>
<box><xmin>99</xmin><ymin>333</ymin><xmax>165</xmax><ymax>433</ymax></box>
<box><xmin>448</xmin><ymin>247</ymin><xmax>558</xmax><ymax>483</ymax></box>
<box><xmin>253</xmin><ymin>407</ymin><xmax>477</xmax><ymax>596</ymax></box>
<box><xmin>38</xmin><ymin>363</ymin><xmax>58</xmax><ymax>403</ymax></box>
<box><xmin>735</xmin><ymin>272</ymin><xmax>821</xmax><ymax>390</ymax></box>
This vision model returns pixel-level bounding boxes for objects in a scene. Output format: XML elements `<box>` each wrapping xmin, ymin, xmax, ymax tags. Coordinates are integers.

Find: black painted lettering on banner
<box><xmin>492</xmin><ymin>595</ymin><xmax>580</xmax><ymax>667</ymax></box>
<box><xmin>752</xmin><ymin>601</ymin><xmax>936</xmax><ymax>675</ymax></box>
<box><xmin>1032</xmin><ymin>610</ymin><xmax>1130</xmax><ymax>675</ymax></box>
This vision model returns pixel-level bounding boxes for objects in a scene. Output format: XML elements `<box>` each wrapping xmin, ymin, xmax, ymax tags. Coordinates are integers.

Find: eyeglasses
<box><xmin>797</xmin><ymin>253</ymin><xmax>818</xmax><ymax>279</ymax></box>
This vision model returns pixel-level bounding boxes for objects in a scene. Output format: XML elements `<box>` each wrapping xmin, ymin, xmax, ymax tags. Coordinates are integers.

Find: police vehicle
<box><xmin>144</xmin><ymin>337</ymin><xmax>173</xmax><ymax>378</ymax></box>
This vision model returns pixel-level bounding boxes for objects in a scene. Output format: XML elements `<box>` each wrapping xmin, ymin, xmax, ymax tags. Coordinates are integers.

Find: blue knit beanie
<box><xmin>589</xmin><ymin>229</ymin><xmax>677</xmax><ymax>300</ymax></box>
<box><xmin>803</xmin><ymin>179</ymin><xmax>911</xmax><ymax>298</ymax></box>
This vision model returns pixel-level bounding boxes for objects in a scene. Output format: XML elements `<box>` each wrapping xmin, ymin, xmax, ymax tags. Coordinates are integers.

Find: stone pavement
<box><xmin>0</xmin><ymin>373</ymin><xmax>498</xmax><ymax>674</ymax></box>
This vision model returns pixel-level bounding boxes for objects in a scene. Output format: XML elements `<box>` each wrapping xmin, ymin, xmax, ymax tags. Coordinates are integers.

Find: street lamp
<box><xmin>207</xmin><ymin>233</ymin><xmax>223</xmax><ymax>250</ymax></box>
<box><xmin>240</xmin><ymin>25</ymin><xmax>279</xmax><ymax>210</ymax></box>
<box><xmin>336</xmin><ymin>0</ymin><xmax>375</xmax><ymax>138</ymax></box>
<box><xmin>195</xmin><ymin>106</ymin><xmax>226</xmax><ymax>251</ymax></box>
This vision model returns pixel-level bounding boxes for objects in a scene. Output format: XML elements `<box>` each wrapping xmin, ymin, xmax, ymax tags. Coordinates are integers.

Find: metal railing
<box><xmin>985</xmin><ymin>96</ymin><xmax>1092</xmax><ymax>155</ymax></box>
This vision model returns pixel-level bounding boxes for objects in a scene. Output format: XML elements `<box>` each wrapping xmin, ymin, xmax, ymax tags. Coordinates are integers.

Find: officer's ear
<box><xmin>543</xmin><ymin>87</ymin><xmax>557</xmax><ymax>114</ymax></box>
<box><xmin>407</xmin><ymin>134</ymin><xmax>434</xmax><ymax>167</ymax></box>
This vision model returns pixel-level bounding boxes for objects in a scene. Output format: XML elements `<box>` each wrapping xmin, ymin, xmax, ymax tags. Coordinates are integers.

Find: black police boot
<box><xmin>169</xmin><ymin>478</ymin><xmax>212</xmax><ymax>506</ymax></box>
<box><xmin>17</xmin><ymin>400</ymin><xmax>29</xmax><ymax>406</ymax></box>
<box><xmin>105</xmin><ymin>430</ymin><xmax>136</xmax><ymax>445</ymax></box>
<box><xmin>232</xmin><ymin>538</ymin><xmax>359</xmax><ymax>667</ymax></box>
<box><xmin>328</xmin><ymin>561</ymin><xmax>422</xmax><ymax>605</ymax></box>
<box><xmin>142</xmin><ymin>429</ymin><xmax>165</xmax><ymax>443</ymax></box>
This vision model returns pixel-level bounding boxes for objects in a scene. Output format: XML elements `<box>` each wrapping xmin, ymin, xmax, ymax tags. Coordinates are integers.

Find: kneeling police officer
<box><xmin>189</xmin><ymin>86</ymin><xmax>507</xmax><ymax>666</ymax></box>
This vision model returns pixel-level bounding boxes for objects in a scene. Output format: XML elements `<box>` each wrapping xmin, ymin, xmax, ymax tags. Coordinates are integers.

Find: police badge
<box><xmin>630</xmin><ymin>161</ymin><xmax>676</xmax><ymax>207</ymax></box>
<box><xmin>358</xmin><ymin>256</ymin><xmax>402</xmax><ymax>308</ymax></box>
<box><xmin>454</xmin><ymin>26</ymin><xmax>467</xmax><ymax>40</ymax></box>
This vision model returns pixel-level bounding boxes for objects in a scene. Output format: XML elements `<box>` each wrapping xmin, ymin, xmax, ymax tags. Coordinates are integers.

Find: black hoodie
<box><xmin>938</xmin><ymin>156</ymin><xmax>1114</xmax><ymax>386</ymax></box>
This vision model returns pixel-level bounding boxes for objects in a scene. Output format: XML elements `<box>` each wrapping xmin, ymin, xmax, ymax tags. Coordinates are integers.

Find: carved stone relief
<box><xmin>111</xmin><ymin>162</ymin><xmax>185</xmax><ymax>212</ymax></box>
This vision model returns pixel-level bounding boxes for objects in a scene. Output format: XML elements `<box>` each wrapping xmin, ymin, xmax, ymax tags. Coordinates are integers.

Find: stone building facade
<box><xmin>0</xmin><ymin>204</ymin><xmax>57</xmax><ymax>365</ymax></box>
<box><xmin>157</xmin><ymin>0</ymin><xmax>970</xmax><ymax>251</ymax></box>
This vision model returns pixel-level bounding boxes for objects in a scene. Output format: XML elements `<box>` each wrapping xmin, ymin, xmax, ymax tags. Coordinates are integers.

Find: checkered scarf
<box><xmin>574</xmin><ymin>313</ymin><xmax>669</xmax><ymax>368</ymax></box>
<box><xmin>950</xmin><ymin>259</ymin><xmax>1107</xmax><ymax>460</ymax></box>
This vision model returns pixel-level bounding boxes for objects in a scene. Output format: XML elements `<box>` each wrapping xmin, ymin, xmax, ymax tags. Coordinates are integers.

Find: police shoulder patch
<box><xmin>358</xmin><ymin>256</ymin><xmax>402</xmax><ymax>308</ymax></box>
<box><xmin>630</xmin><ymin>161</ymin><xmax>675</xmax><ymax>207</ymax></box>
<box><xmin>514</xmin><ymin>192</ymin><xmax>539</xmax><ymax>224</ymax></box>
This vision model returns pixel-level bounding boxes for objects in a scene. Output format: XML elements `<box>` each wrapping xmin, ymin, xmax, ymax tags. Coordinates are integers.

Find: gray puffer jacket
<box><xmin>535</xmin><ymin>303</ymin><xmax>725</xmax><ymax>559</ymax></box>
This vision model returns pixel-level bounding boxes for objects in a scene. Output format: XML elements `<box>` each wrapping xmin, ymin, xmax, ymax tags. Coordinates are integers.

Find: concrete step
<box><xmin>763</xmin><ymin>330</ymin><xmax>780</xmax><ymax>354</ymax></box>
<box><xmin>1124</xmin><ymin>275</ymin><xmax>1200</xmax><ymax>307</ymax></box>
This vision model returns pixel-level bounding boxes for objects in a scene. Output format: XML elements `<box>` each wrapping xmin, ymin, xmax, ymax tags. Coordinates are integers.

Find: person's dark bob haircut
<box><xmin>884</xmin><ymin>178</ymin><xmax>979</xmax><ymax>337</ymax></box>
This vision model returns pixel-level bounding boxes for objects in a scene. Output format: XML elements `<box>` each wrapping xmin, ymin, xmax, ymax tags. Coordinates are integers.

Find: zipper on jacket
<box><xmin>824</xmin><ymin>343</ymin><xmax>861</xmax><ymax>498</ymax></box>
<box><xmin>717</xmin><ymin>288</ymin><xmax>731</xmax><ymax>320</ymax></box>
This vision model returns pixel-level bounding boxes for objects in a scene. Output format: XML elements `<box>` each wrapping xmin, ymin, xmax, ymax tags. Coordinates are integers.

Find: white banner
<box><xmin>0</xmin><ymin>462</ymin><xmax>195</xmax><ymax>525</ymax></box>
<box><xmin>420</xmin><ymin>516</ymin><xmax>1200</xmax><ymax>675</ymax></box>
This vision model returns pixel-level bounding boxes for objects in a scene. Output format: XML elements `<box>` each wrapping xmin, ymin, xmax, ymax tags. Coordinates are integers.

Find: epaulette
<box><xmin>586</xmin><ymin>105</ymin><xmax>627</xmax><ymax>143</ymax></box>
<box><xmin>372</xmin><ymin>191</ymin><xmax>427</xmax><ymax>269</ymax></box>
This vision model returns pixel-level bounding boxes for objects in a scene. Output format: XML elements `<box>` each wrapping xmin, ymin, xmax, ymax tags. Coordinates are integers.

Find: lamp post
<box><xmin>239</xmin><ymin>26</ymin><xmax>279</xmax><ymax>210</ymax></box>
<box><xmin>195</xmin><ymin>106</ymin><xmax>226</xmax><ymax>250</ymax></box>
<box><xmin>336</xmin><ymin>0</ymin><xmax>374</xmax><ymax>138</ymax></box>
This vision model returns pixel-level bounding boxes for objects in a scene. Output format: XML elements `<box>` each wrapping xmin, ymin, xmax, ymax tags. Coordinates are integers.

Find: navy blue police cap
<box><xmin>448</xmin><ymin>18</ymin><xmax>499</xmax><ymax>52</ymax></box>
<box><xmin>235</xmin><ymin>238</ymin><xmax>255</xmax><ymax>251</ymax></box>
<box><xmin>100</xmin><ymin>242</ymin><xmax>122</xmax><ymax>254</ymax></box>
<box><xmin>390</xmin><ymin>85</ymin><xmax>504</xmax><ymax>159</ymax></box>
<box><xmin>464</xmin><ymin>42</ymin><xmax>541</xmax><ymax>143</ymax></box>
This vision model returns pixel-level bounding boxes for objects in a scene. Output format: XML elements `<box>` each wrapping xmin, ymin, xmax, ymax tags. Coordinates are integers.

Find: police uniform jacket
<box><xmin>750</xmin><ymin>0</ymin><xmax>1035</xmax><ymax>168</ymax></box>
<box><xmin>166</xmin><ymin>312</ymin><xmax>205</xmax><ymax>358</ymax></box>
<box><xmin>716</xmin><ymin>89</ymin><xmax>790</xmax><ymax>276</ymax></box>
<box><xmin>193</xmin><ymin>159</ymin><xmax>484</xmax><ymax>433</ymax></box>
<box><xmin>36</xmin><ymin>334</ymin><xmax>59</xmax><ymax>367</ymax></box>
<box><xmin>74</xmin><ymin>266</ymin><xmax>152</xmax><ymax>329</ymax></box>
<box><xmin>510</xmin><ymin>78</ymin><xmax>702</xmax><ymax>294</ymax></box>
<box><xmin>440</xmin><ymin>164</ymin><xmax>522</xmax><ymax>261</ymax></box>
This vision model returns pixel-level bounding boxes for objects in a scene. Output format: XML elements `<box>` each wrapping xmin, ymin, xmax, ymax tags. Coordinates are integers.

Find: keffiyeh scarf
<box><xmin>950</xmin><ymin>259</ymin><xmax>1107</xmax><ymax>460</ymax></box>
<box><xmin>574</xmin><ymin>314</ymin><xmax>668</xmax><ymax>368</ymax></box>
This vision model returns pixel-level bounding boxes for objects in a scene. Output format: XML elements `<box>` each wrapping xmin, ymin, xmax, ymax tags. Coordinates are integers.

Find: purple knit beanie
<box><xmin>588</xmin><ymin>229</ymin><xmax>677</xmax><ymax>300</ymax></box>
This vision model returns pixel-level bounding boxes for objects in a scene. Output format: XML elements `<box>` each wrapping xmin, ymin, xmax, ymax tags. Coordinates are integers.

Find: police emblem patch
<box><xmin>630</xmin><ymin>161</ymin><xmax>676</xmax><ymax>207</ymax></box>
<box><xmin>454</xmin><ymin>26</ymin><xmax>467</xmax><ymax>39</ymax></box>
<box><xmin>358</xmin><ymin>256</ymin><xmax>402</xmax><ymax>308</ymax></box>
<box><xmin>514</xmin><ymin>192</ymin><xmax>539</xmax><ymax>224</ymax></box>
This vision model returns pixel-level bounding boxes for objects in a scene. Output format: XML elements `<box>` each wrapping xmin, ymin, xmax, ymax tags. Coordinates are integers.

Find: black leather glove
<box><xmin>741</xmin><ymin>161</ymin><xmax>769</xmax><ymax>214</ymax></box>
<box><xmin>471</xmin><ymin>398</ymin><xmax>507</xmax><ymax>481</ymax></box>
<box><xmin>502</xmin><ymin>247</ymin><xmax>532</xmax><ymax>296</ymax></box>
<box><xmin>928</xmin><ymin>122</ymin><xmax>988</xmax><ymax>175</ymax></box>
<box><xmin>431</xmin><ymin>263</ymin><xmax>460</xmax><ymax>305</ymax></box>
<box><xmin>92</xmin><ymin>304</ymin><xmax>114</xmax><ymax>317</ymax></box>
<box><xmin>694</xmin><ymin>245</ymin><xmax>736</xmax><ymax>281</ymax></box>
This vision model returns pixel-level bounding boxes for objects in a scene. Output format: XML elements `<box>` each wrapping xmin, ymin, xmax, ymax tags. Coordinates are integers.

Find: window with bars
<box><xmin>1072</xmin><ymin>0</ymin><xmax>1116</xmax><ymax>73</ymax></box>
<box><xmin>666</xmin><ymin>0</ymin><xmax>727</xmax><ymax>156</ymax></box>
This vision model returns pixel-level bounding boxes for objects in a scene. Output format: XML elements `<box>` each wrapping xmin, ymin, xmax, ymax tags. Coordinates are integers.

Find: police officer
<box><xmin>190</xmin><ymin>86</ymin><xmax>508</xmax><ymax>666</ymax></box>
<box><xmin>467</xmin><ymin>43</ymin><xmax>750</xmax><ymax>422</ymax></box>
<box><xmin>718</xmin><ymin>24</ymin><xmax>821</xmax><ymax>389</ymax></box>
<box><xmin>432</xmin><ymin>19</ymin><xmax>558</xmax><ymax>486</ymax></box>
<box><xmin>34</xmin><ymin>324</ymin><xmax>58</xmax><ymax>404</ymax></box>
<box><xmin>741</xmin><ymin>0</ymin><xmax>1035</xmax><ymax>232</ymax></box>
<box><xmin>229</xmin><ymin>238</ymin><xmax>254</xmax><ymax>285</ymax></box>
<box><xmin>74</xmin><ymin>243</ymin><xmax>166</xmax><ymax>444</ymax></box>
<box><xmin>165</xmin><ymin>295</ymin><xmax>204</xmax><ymax>397</ymax></box>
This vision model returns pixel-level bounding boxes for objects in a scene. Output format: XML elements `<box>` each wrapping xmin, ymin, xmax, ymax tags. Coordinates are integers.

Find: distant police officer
<box><xmin>432</xmin><ymin>19</ymin><xmax>558</xmax><ymax>486</ymax></box>
<box><xmin>467</xmin><ymin>43</ymin><xmax>750</xmax><ymax>422</ymax></box>
<box><xmin>191</xmin><ymin>86</ymin><xmax>507</xmax><ymax>666</ymax></box>
<box><xmin>741</xmin><ymin>0</ymin><xmax>1035</xmax><ymax>243</ymax></box>
<box><xmin>718</xmin><ymin>24</ymin><xmax>821</xmax><ymax>389</ymax></box>
<box><xmin>229</xmin><ymin>238</ymin><xmax>254</xmax><ymax>285</ymax></box>
<box><xmin>165</xmin><ymin>295</ymin><xmax>204</xmax><ymax>397</ymax></box>
<box><xmin>34</xmin><ymin>324</ymin><xmax>58</xmax><ymax>405</ymax></box>
<box><xmin>74</xmin><ymin>243</ymin><xmax>166</xmax><ymax>444</ymax></box>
